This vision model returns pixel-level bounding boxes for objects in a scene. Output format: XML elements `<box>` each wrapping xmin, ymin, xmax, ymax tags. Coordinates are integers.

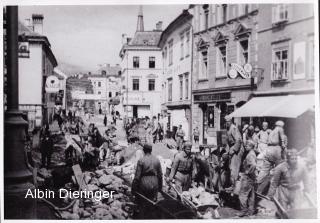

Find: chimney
<box><xmin>156</xmin><ymin>21</ymin><xmax>163</xmax><ymax>31</ymax></box>
<box><xmin>32</xmin><ymin>14</ymin><xmax>44</xmax><ymax>35</ymax></box>
<box><xmin>122</xmin><ymin>33</ymin><xmax>127</xmax><ymax>45</ymax></box>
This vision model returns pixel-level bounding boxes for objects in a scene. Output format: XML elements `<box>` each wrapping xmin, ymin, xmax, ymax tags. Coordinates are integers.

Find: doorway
<box><xmin>133</xmin><ymin>105</ymin><xmax>138</xmax><ymax>118</ymax></box>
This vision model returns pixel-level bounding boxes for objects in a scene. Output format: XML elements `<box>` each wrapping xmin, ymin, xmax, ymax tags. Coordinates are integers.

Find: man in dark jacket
<box><xmin>41</xmin><ymin>131</ymin><xmax>54</xmax><ymax>169</ymax></box>
<box><xmin>132</xmin><ymin>143</ymin><xmax>163</xmax><ymax>219</ymax></box>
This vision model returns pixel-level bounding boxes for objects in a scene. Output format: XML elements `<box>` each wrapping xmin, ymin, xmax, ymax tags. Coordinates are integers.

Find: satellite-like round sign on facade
<box><xmin>244</xmin><ymin>63</ymin><xmax>253</xmax><ymax>73</ymax></box>
<box><xmin>228</xmin><ymin>68</ymin><xmax>238</xmax><ymax>79</ymax></box>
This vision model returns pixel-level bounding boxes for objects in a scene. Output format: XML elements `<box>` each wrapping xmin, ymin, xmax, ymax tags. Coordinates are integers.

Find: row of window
<box><xmin>198</xmin><ymin>37</ymin><xmax>314</xmax><ymax>81</ymax></box>
<box><xmin>199</xmin><ymin>4</ymin><xmax>288</xmax><ymax>31</ymax></box>
<box><xmin>199</xmin><ymin>38</ymin><xmax>248</xmax><ymax>79</ymax></box>
<box><xmin>133</xmin><ymin>56</ymin><xmax>156</xmax><ymax>68</ymax></box>
<box><xmin>199</xmin><ymin>4</ymin><xmax>251</xmax><ymax>31</ymax></box>
<box><xmin>132</xmin><ymin>78</ymin><xmax>155</xmax><ymax>91</ymax></box>
<box><xmin>167</xmin><ymin>73</ymin><xmax>189</xmax><ymax>102</ymax></box>
<box><xmin>96</xmin><ymin>91</ymin><xmax>119</xmax><ymax>97</ymax></box>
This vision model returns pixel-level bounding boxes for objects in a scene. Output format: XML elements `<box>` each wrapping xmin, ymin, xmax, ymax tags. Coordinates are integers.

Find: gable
<box><xmin>214</xmin><ymin>31</ymin><xmax>229</xmax><ymax>46</ymax></box>
<box><xmin>234</xmin><ymin>23</ymin><xmax>252</xmax><ymax>40</ymax></box>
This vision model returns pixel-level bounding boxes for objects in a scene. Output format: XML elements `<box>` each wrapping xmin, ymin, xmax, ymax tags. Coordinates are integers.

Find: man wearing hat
<box><xmin>169</xmin><ymin>141</ymin><xmax>195</xmax><ymax>192</ymax></box>
<box><xmin>225</xmin><ymin>116</ymin><xmax>244</xmax><ymax>189</ymax></box>
<box><xmin>132</xmin><ymin>143</ymin><xmax>163</xmax><ymax>202</ymax></box>
<box><xmin>267</xmin><ymin>149</ymin><xmax>310</xmax><ymax>210</ymax></box>
<box><xmin>257</xmin><ymin>120</ymin><xmax>286</xmax><ymax>194</ymax></box>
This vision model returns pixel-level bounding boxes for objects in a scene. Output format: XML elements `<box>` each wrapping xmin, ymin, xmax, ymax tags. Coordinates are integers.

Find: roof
<box><xmin>120</xmin><ymin>31</ymin><xmax>162</xmax><ymax>57</ymax></box>
<box><xmin>18</xmin><ymin>21</ymin><xmax>58</xmax><ymax>67</ymax></box>
<box><xmin>98</xmin><ymin>65</ymin><xmax>121</xmax><ymax>76</ymax></box>
<box><xmin>129</xmin><ymin>31</ymin><xmax>162</xmax><ymax>46</ymax></box>
<box><xmin>158</xmin><ymin>9</ymin><xmax>193</xmax><ymax>48</ymax></box>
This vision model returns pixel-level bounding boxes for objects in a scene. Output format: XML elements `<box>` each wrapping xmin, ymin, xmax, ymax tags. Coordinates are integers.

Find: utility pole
<box><xmin>4</xmin><ymin>6</ymin><xmax>37</xmax><ymax>219</ymax></box>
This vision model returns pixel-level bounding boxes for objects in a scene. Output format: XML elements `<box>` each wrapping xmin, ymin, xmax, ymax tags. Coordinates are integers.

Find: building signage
<box><xmin>194</xmin><ymin>92</ymin><xmax>231</xmax><ymax>103</ymax></box>
<box><xmin>45</xmin><ymin>75</ymin><xmax>60</xmax><ymax>93</ymax></box>
<box><xmin>18</xmin><ymin>42</ymin><xmax>30</xmax><ymax>58</ymax></box>
<box><xmin>229</xmin><ymin>63</ymin><xmax>251</xmax><ymax>79</ymax></box>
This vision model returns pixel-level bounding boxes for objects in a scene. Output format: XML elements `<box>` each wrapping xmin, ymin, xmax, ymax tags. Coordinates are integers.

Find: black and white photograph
<box><xmin>1</xmin><ymin>0</ymin><xmax>319</xmax><ymax>220</ymax></box>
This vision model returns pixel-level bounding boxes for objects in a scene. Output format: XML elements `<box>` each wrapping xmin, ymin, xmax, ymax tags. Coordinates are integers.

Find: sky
<box><xmin>18</xmin><ymin>5</ymin><xmax>187</xmax><ymax>73</ymax></box>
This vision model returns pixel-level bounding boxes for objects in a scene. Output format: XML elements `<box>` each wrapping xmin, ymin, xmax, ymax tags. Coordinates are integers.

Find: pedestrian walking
<box><xmin>103</xmin><ymin>114</ymin><xmax>107</xmax><ymax>127</ymax></box>
<box><xmin>175</xmin><ymin>125</ymin><xmax>185</xmax><ymax>150</ymax></box>
<box><xmin>193</xmin><ymin>127</ymin><xmax>200</xmax><ymax>145</ymax></box>
<box><xmin>40</xmin><ymin>130</ymin><xmax>54</xmax><ymax>169</ymax></box>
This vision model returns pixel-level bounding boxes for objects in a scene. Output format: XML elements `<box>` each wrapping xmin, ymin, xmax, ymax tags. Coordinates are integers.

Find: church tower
<box><xmin>136</xmin><ymin>5</ymin><xmax>144</xmax><ymax>32</ymax></box>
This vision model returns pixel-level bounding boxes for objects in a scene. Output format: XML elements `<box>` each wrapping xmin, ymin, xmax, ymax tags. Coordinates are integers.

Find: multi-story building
<box><xmin>158</xmin><ymin>9</ymin><xmax>193</xmax><ymax>139</ymax></box>
<box><xmin>98</xmin><ymin>64</ymin><xmax>122</xmax><ymax>113</ymax></box>
<box><xmin>88</xmin><ymin>73</ymin><xmax>108</xmax><ymax>113</ymax></box>
<box><xmin>230</xmin><ymin>4</ymin><xmax>315</xmax><ymax>150</ymax></box>
<box><xmin>18</xmin><ymin>14</ymin><xmax>58</xmax><ymax>129</ymax></box>
<box><xmin>119</xmin><ymin>6</ymin><xmax>163</xmax><ymax>118</ymax></box>
<box><xmin>190</xmin><ymin>4</ymin><xmax>260</xmax><ymax>144</ymax></box>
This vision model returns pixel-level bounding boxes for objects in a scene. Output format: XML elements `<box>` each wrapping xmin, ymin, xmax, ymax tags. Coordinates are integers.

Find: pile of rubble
<box><xmin>181</xmin><ymin>186</ymin><xmax>219</xmax><ymax>207</ymax></box>
<box><xmin>59</xmin><ymin>166</ymin><xmax>134</xmax><ymax>220</ymax></box>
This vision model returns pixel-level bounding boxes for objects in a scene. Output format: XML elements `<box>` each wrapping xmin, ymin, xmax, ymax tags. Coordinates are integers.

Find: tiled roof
<box><xmin>129</xmin><ymin>31</ymin><xmax>162</xmax><ymax>46</ymax></box>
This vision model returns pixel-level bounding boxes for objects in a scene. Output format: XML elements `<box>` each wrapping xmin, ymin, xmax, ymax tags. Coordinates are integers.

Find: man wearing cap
<box><xmin>257</xmin><ymin>120</ymin><xmax>286</xmax><ymax>194</ymax></box>
<box><xmin>225</xmin><ymin>117</ymin><xmax>244</xmax><ymax>188</ymax></box>
<box><xmin>238</xmin><ymin>140</ymin><xmax>257</xmax><ymax>217</ymax></box>
<box><xmin>267</xmin><ymin>149</ymin><xmax>310</xmax><ymax>210</ymax></box>
<box><xmin>169</xmin><ymin>141</ymin><xmax>195</xmax><ymax>192</ymax></box>
<box><xmin>175</xmin><ymin>125</ymin><xmax>185</xmax><ymax>150</ymax></box>
<box><xmin>132</xmin><ymin>143</ymin><xmax>163</xmax><ymax>202</ymax></box>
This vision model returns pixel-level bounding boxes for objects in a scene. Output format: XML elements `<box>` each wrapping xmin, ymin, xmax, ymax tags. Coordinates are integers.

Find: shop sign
<box><xmin>45</xmin><ymin>75</ymin><xmax>60</xmax><ymax>93</ymax></box>
<box><xmin>228</xmin><ymin>63</ymin><xmax>252</xmax><ymax>79</ymax></box>
<box><xmin>18</xmin><ymin>42</ymin><xmax>30</xmax><ymax>58</ymax></box>
<box><xmin>194</xmin><ymin>92</ymin><xmax>231</xmax><ymax>103</ymax></box>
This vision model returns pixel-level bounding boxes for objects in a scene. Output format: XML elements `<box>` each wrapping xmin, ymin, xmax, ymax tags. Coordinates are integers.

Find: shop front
<box><xmin>192</xmin><ymin>89</ymin><xmax>251</xmax><ymax>145</ymax></box>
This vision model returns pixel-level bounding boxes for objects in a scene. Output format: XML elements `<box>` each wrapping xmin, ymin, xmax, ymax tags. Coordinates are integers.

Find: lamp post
<box><xmin>4</xmin><ymin>6</ymin><xmax>37</xmax><ymax>219</ymax></box>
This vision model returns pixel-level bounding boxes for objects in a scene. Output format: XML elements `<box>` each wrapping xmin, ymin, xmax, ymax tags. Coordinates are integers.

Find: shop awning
<box><xmin>228</xmin><ymin>94</ymin><xmax>314</xmax><ymax>118</ymax></box>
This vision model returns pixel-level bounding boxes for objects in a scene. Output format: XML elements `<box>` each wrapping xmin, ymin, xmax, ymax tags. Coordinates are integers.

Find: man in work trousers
<box><xmin>169</xmin><ymin>141</ymin><xmax>195</xmax><ymax>192</ymax></box>
<box><xmin>132</xmin><ymin>143</ymin><xmax>163</xmax><ymax>219</ymax></box>
<box><xmin>238</xmin><ymin>140</ymin><xmax>257</xmax><ymax>217</ymax></box>
<box><xmin>225</xmin><ymin>116</ymin><xmax>244</xmax><ymax>189</ymax></box>
<box><xmin>257</xmin><ymin>120</ymin><xmax>286</xmax><ymax>194</ymax></box>
<box><xmin>175</xmin><ymin>125</ymin><xmax>185</xmax><ymax>150</ymax></box>
<box><xmin>267</xmin><ymin>149</ymin><xmax>311</xmax><ymax>211</ymax></box>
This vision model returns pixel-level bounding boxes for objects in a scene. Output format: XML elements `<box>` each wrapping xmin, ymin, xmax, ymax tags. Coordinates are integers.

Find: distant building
<box><xmin>119</xmin><ymin>6</ymin><xmax>163</xmax><ymax>118</ymax></box>
<box><xmin>18</xmin><ymin>14</ymin><xmax>58</xmax><ymax>129</ymax></box>
<box><xmin>98</xmin><ymin>64</ymin><xmax>122</xmax><ymax>113</ymax></box>
<box><xmin>66</xmin><ymin>76</ymin><xmax>94</xmax><ymax>113</ymax></box>
<box><xmin>88</xmin><ymin>73</ymin><xmax>108</xmax><ymax>113</ymax></box>
<box><xmin>54</xmin><ymin>68</ymin><xmax>68</xmax><ymax>110</ymax></box>
<box><xmin>158</xmin><ymin>9</ymin><xmax>193</xmax><ymax>140</ymax></box>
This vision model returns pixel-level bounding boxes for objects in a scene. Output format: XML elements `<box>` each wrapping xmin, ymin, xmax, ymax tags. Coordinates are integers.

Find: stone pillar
<box><xmin>4</xmin><ymin>6</ymin><xmax>37</xmax><ymax>219</ymax></box>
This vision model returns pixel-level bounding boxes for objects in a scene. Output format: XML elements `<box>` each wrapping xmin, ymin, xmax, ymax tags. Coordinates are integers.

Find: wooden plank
<box><xmin>72</xmin><ymin>164</ymin><xmax>87</xmax><ymax>190</ymax></box>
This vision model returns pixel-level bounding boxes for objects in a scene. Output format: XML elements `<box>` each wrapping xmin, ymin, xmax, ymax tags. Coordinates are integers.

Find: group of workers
<box><xmin>131</xmin><ymin>117</ymin><xmax>314</xmax><ymax>218</ymax></box>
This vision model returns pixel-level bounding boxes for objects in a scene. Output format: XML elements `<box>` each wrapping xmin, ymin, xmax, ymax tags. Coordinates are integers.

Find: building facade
<box><xmin>255</xmin><ymin>3</ymin><xmax>315</xmax><ymax>150</ymax></box>
<box><xmin>98</xmin><ymin>64</ymin><xmax>122</xmax><ymax>113</ymax></box>
<box><xmin>158</xmin><ymin>9</ymin><xmax>193</xmax><ymax>140</ymax></box>
<box><xmin>88</xmin><ymin>74</ymin><xmax>108</xmax><ymax>112</ymax></box>
<box><xmin>119</xmin><ymin>6</ymin><xmax>163</xmax><ymax>118</ymax></box>
<box><xmin>190</xmin><ymin>4</ymin><xmax>260</xmax><ymax>144</ymax></box>
<box><xmin>18</xmin><ymin>14</ymin><xmax>58</xmax><ymax>129</ymax></box>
